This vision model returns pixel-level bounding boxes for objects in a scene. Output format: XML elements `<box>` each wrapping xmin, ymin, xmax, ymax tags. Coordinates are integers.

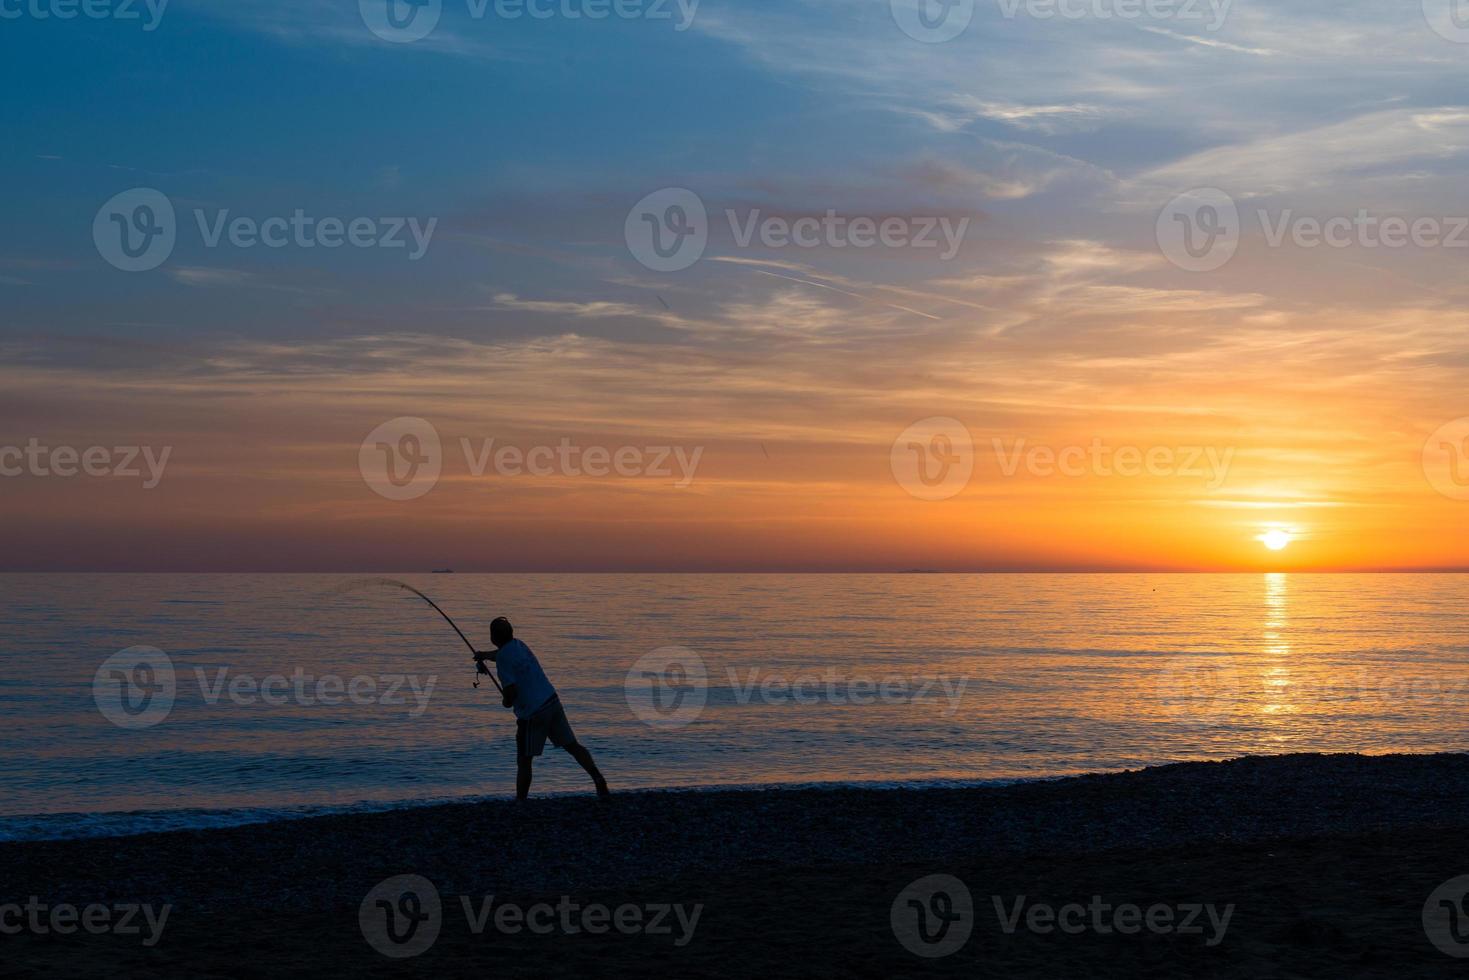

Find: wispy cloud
<box><xmin>1136</xmin><ymin>108</ymin><xmax>1469</xmax><ymax>198</ymax></box>
<box><xmin>1138</xmin><ymin>25</ymin><xmax>1275</xmax><ymax>56</ymax></box>
<box><xmin>168</xmin><ymin>267</ymin><xmax>256</xmax><ymax>288</ymax></box>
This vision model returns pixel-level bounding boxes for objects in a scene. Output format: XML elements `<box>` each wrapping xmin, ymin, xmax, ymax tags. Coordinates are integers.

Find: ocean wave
<box><xmin>0</xmin><ymin>774</ymin><xmax>1052</xmax><ymax>843</ymax></box>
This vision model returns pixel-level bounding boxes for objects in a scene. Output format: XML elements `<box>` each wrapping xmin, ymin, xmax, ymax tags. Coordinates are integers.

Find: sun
<box><xmin>1260</xmin><ymin>529</ymin><xmax>1292</xmax><ymax>552</ymax></box>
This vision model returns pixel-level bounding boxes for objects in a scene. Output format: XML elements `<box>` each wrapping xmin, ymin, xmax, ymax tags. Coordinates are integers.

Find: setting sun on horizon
<box><xmin>3</xmin><ymin>392</ymin><xmax>1466</xmax><ymax>572</ymax></box>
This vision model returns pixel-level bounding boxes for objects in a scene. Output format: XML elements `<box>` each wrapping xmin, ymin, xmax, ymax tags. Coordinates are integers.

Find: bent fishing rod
<box><xmin>359</xmin><ymin>578</ymin><xmax>503</xmax><ymax>694</ymax></box>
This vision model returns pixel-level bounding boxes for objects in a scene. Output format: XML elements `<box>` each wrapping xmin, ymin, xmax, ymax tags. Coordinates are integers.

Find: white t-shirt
<box><xmin>495</xmin><ymin>639</ymin><xmax>557</xmax><ymax>719</ymax></box>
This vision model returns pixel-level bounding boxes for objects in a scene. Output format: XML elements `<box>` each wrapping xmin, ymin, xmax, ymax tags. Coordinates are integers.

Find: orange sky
<box><xmin>6</xmin><ymin>265</ymin><xmax>1469</xmax><ymax>572</ymax></box>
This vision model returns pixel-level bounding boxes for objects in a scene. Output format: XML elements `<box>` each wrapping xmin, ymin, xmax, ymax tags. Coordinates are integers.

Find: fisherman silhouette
<box><xmin>475</xmin><ymin>617</ymin><xmax>610</xmax><ymax>801</ymax></box>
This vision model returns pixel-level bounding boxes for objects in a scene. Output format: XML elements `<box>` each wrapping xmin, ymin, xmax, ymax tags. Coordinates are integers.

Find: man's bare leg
<box><xmin>516</xmin><ymin>755</ymin><xmax>533</xmax><ymax>801</ymax></box>
<box><xmin>565</xmin><ymin>742</ymin><xmax>610</xmax><ymax>797</ymax></box>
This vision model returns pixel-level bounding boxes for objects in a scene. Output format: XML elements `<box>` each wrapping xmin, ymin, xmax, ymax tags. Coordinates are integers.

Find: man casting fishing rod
<box><xmin>475</xmin><ymin>617</ymin><xmax>611</xmax><ymax>801</ymax></box>
<box><xmin>363</xmin><ymin>580</ymin><xmax>611</xmax><ymax>801</ymax></box>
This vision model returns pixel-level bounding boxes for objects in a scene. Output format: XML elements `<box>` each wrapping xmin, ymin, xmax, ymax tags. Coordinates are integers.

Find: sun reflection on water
<box><xmin>1259</xmin><ymin>573</ymin><xmax>1297</xmax><ymax>718</ymax></box>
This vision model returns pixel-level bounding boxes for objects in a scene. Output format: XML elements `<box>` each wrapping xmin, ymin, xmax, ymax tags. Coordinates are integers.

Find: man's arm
<box><xmin>478</xmin><ymin>649</ymin><xmax>517</xmax><ymax>708</ymax></box>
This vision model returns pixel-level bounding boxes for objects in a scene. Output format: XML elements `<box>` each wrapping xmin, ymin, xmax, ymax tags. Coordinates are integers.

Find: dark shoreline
<box><xmin>6</xmin><ymin>753</ymin><xmax>1469</xmax><ymax>976</ymax></box>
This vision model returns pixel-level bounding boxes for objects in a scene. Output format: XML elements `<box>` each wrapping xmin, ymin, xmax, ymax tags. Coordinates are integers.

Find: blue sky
<box><xmin>8</xmin><ymin>0</ymin><xmax>1469</xmax><ymax>341</ymax></box>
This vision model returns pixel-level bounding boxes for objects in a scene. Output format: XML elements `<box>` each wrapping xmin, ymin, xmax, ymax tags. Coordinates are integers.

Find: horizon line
<box><xmin>7</xmin><ymin>567</ymin><xmax>1469</xmax><ymax>575</ymax></box>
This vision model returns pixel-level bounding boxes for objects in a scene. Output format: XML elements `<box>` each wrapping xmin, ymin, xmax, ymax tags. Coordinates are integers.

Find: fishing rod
<box><xmin>351</xmin><ymin>577</ymin><xmax>503</xmax><ymax>694</ymax></box>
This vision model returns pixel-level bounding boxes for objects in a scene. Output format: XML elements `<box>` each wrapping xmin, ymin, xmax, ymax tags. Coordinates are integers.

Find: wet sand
<box><xmin>5</xmin><ymin>753</ymin><xmax>1469</xmax><ymax>977</ymax></box>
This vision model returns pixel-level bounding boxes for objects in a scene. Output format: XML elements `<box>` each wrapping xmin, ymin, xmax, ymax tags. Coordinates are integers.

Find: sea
<box><xmin>4</xmin><ymin>572</ymin><xmax>1467</xmax><ymax>840</ymax></box>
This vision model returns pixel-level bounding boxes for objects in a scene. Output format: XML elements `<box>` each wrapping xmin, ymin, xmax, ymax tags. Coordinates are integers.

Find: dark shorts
<box><xmin>516</xmin><ymin>696</ymin><xmax>577</xmax><ymax>759</ymax></box>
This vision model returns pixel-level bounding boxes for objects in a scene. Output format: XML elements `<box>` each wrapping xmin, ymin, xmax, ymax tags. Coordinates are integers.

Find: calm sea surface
<box><xmin>4</xmin><ymin>573</ymin><xmax>1468</xmax><ymax>839</ymax></box>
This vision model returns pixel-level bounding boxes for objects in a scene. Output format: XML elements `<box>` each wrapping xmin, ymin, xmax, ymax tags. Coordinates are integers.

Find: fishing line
<box><xmin>337</xmin><ymin>577</ymin><xmax>503</xmax><ymax>694</ymax></box>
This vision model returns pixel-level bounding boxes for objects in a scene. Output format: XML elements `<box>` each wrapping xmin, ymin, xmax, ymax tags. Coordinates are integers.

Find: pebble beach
<box><xmin>6</xmin><ymin>753</ymin><xmax>1469</xmax><ymax>976</ymax></box>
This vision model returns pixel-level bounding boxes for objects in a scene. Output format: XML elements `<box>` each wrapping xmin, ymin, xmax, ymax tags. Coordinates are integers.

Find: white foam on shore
<box><xmin>0</xmin><ymin>772</ymin><xmax>1083</xmax><ymax>843</ymax></box>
